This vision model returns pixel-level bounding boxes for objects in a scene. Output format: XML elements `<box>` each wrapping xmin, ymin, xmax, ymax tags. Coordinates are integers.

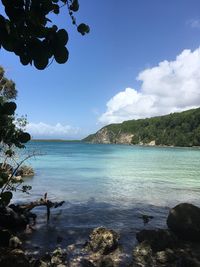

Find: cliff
<box><xmin>83</xmin><ymin>107</ymin><xmax>200</xmax><ymax>147</ymax></box>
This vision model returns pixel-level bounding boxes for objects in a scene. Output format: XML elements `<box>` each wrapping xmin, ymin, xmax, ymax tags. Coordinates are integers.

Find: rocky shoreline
<box><xmin>1</xmin><ymin>203</ymin><xmax>200</xmax><ymax>266</ymax></box>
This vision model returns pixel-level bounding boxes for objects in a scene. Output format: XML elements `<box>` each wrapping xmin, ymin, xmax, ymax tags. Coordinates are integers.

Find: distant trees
<box><xmin>0</xmin><ymin>0</ymin><xmax>89</xmax><ymax>69</ymax></box>
<box><xmin>85</xmin><ymin>108</ymin><xmax>200</xmax><ymax>147</ymax></box>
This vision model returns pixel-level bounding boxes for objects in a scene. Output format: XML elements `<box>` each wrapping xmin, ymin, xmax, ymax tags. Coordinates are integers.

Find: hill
<box><xmin>83</xmin><ymin>108</ymin><xmax>200</xmax><ymax>147</ymax></box>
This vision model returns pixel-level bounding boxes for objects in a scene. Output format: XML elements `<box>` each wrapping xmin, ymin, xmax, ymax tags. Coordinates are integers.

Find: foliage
<box><xmin>0</xmin><ymin>66</ymin><xmax>31</xmax><ymax>207</ymax></box>
<box><xmin>84</xmin><ymin>108</ymin><xmax>200</xmax><ymax>147</ymax></box>
<box><xmin>0</xmin><ymin>0</ymin><xmax>90</xmax><ymax>69</ymax></box>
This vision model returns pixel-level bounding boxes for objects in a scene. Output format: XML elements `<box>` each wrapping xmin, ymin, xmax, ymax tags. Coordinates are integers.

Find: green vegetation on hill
<box><xmin>84</xmin><ymin>108</ymin><xmax>200</xmax><ymax>147</ymax></box>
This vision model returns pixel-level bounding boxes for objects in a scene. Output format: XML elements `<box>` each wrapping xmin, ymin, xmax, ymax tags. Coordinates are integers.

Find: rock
<box><xmin>167</xmin><ymin>203</ymin><xmax>200</xmax><ymax>241</ymax></box>
<box><xmin>9</xmin><ymin>236</ymin><xmax>22</xmax><ymax>248</ymax></box>
<box><xmin>0</xmin><ymin>249</ymin><xmax>30</xmax><ymax>267</ymax></box>
<box><xmin>80</xmin><ymin>259</ymin><xmax>95</xmax><ymax>267</ymax></box>
<box><xmin>51</xmin><ymin>247</ymin><xmax>66</xmax><ymax>265</ymax></box>
<box><xmin>178</xmin><ymin>255</ymin><xmax>200</xmax><ymax>267</ymax></box>
<box><xmin>155</xmin><ymin>249</ymin><xmax>176</xmax><ymax>264</ymax></box>
<box><xmin>31</xmin><ymin>259</ymin><xmax>49</xmax><ymax>267</ymax></box>
<box><xmin>132</xmin><ymin>241</ymin><xmax>153</xmax><ymax>267</ymax></box>
<box><xmin>16</xmin><ymin>165</ymin><xmax>34</xmax><ymax>177</ymax></box>
<box><xmin>136</xmin><ymin>229</ymin><xmax>177</xmax><ymax>251</ymax></box>
<box><xmin>99</xmin><ymin>257</ymin><xmax>114</xmax><ymax>267</ymax></box>
<box><xmin>0</xmin><ymin>229</ymin><xmax>11</xmax><ymax>247</ymax></box>
<box><xmin>0</xmin><ymin>206</ymin><xmax>29</xmax><ymax>229</ymax></box>
<box><xmin>86</xmin><ymin>227</ymin><xmax>120</xmax><ymax>255</ymax></box>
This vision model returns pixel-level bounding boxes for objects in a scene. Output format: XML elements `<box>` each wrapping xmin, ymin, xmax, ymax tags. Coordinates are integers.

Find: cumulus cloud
<box><xmin>26</xmin><ymin>122</ymin><xmax>80</xmax><ymax>139</ymax></box>
<box><xmin>187</xmin><ymin>19</ymin><xmax>200</xmax><ymax>29</ymax></box>
<box><xmin>99</xmin><ymin>48</ymin><xmax>200</xmax><ymax>124</ymax></box>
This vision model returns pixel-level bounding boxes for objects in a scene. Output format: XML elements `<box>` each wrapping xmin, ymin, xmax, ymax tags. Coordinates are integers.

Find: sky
<box><xmin>1</xmin><ymin>0</ymin><xmax>200</xmax><ymax>139</ymax></box>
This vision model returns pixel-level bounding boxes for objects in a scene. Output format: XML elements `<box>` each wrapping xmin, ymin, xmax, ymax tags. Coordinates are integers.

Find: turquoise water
<box><xmin>14</xmin><ymin>141</ymin><xmax>200</xmax><ymax>252</ymax></box>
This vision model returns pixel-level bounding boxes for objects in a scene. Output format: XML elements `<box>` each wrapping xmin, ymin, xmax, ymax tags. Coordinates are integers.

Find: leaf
<box><xmin>57</xmin><ymin>29</ymin><xmax>68</xmax><ymax>45</ymax></box>
<box><xmin>70</xmin><ymin>0</ymin><xmax>79</xmax><ymax>12</ymax></box>
<box><xmin>77</xmin><ymin>23</ymin><xmax>90</xmax><ymax>35</ymax></box>
<box><xmin>20</xmin><ymin>54</ymin><xmax>32</xmax><ymax>66</ymax></box>
<box><xmin>18</xmin><ymin>132</ymin><xmax>31</xmax><ymax>143</ymax></box>
<box><xmin>0</xmin><ymin>178</ymin><xmax>4</xmax><ymax>188</ymax></box>
<box><xmin>54</xmin><ymin>47</ymin><xmax>69</xmax><ymax>64</ymax></box>
<box><xmin>33</xmin><ymin>55</ymin><xmax>49</xmax><ymax>70</ymax></box>
<box><xmin>0</xmin><ymin>191</ymin><xmax>13</xmax><ymax>206</ymax></box>
<box><xmin>53</xmin><ymin>4</ymin><xmax>59</xmax><ymax>14</ymax></box>
<box><xmin>2</xmin><ymin>101</ymin><xmax>17</xmax><ymax>115</ymax></box>
<box><xmin>1</xmin><ymin>172</ymin><xmax>9</xmax><ymax>182</ymax></box>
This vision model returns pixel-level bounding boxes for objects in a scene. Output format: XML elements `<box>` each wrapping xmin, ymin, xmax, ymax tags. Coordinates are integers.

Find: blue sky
<box><xmin>1</xmin><ymin>0</ymin><xmax>200</xmax><ymax>139</ymax></box>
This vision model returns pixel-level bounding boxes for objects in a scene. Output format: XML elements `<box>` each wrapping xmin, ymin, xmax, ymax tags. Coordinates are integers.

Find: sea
<box><xmin>13</xmin><ymin>141</ymin><xmax>200</xmax><ymax>254</ymax></box>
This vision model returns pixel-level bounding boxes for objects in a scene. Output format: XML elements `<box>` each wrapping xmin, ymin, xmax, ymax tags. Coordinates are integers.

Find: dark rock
<box><xmin>178</xmin><ymin>255</ymin><xmax>200</xmax><ymax>267</ymax></box>
<box><xmin>0</xmin><ymin>249</ymin><xmax>30</xmax><ymax>267</ymax></box>
<box><xmin>0</xmin><ymin>206</ymin><xmax>29</xmax><ymax>229</ymax></box>
<box><xmin>99</xmin><ymin>257</ymin><xmax>114</xmax><ymax>267</ymax></box>
<box><xmin>0</xmin><ymin>229</ymin><xmax>11</xmax><ymax>247</ymax></box>
<box><xmin>167</xmin><ymin>203</ymin><xmax>200</xmax><ymax>241</ymax></box>
<box><xmin>86</xmin><ymin>227</ymin><xmax>120</xmax><ymax>255</ymax></box>
<box><xmin>80</xmin><ymin>259</ymin><xmax>95</xmax><ymax>267</ymax></box>
<box><xmin>136</xmin><ymin>229</ymin><xmax>177</xmax><ymax>251</ymax></box>
<box><xmin>155</xmin><ymin>249</ymin><xmax>176</xmax><ymax>264</ymax></box>
<box><xmin>30</xmin><ymin>259</ymin><xmax>49</xmax><ymax>267</ymax></box>
<box><xmin>9</xmin><ymin>236</ymin><xmax>22</xmax><ymax>248</ymax></box>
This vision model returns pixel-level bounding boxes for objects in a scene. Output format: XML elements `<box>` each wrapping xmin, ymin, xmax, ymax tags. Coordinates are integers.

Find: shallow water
<box><xmin>13</xmin><ymin>141</ymin><xmax>200</xmax><ymax>253</ymax></box>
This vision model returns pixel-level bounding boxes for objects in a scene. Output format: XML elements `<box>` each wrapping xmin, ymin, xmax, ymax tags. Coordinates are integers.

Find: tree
<box><xmin>0</xmin><ymin>0</ymin><xmax>90</xmax><ymax>70</ymax></box>
<box><xmin>0</xmin><ymin>65</ymin><xmax>31</xmax><ymax>207</ymax></box>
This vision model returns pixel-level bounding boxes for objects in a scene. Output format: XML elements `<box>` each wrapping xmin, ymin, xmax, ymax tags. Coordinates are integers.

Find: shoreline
<box><xmin>1</xmin><ymin>202</ymin><xmax>200</xmax><ymax>266</ymax></box>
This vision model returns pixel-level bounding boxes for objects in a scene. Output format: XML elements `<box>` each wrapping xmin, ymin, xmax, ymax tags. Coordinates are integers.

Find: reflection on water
<box><xmin>14</xmin><ymin>142</ymin><xmax>200</xmax><ymax>252</ymax></box>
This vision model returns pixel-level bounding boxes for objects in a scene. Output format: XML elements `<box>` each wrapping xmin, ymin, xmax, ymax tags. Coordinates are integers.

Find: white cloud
<box><xmin>99</xmin><ymin>48</ymin><xmax>200</xmax><ymax>124</ymax></box>
<box><xmin>26</xmin><ymin>122</ymin><xmax>80</xmax><ymax>139</ymax></box>
<box><xmin>187</xmin><ymin>19</ymin><xmax>200</xmax><ymax>29</ymax></box>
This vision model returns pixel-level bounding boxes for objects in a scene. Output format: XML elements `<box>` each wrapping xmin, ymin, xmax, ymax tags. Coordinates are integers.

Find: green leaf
<box><xmin>0</xmin><ymin>178</ymin><xmax>4</xmax><ymax>188</ymax></box>
<box><xmin>0</xmin><ymin>191</ymin><xmax>13</xmax><ymax>206</ymax></box>
<box><xmin>5</xmin><ymin>149</ymin><xmax>14</xmax><ymax>157</ymax></box>
<box><xmin>70</xmin><ymin>0</ymin><xmax>79</xmax><ymax>12</ymax></box>
<box><xmin>53</xmin><ymin>4</ymin><xmax>59</xmax><ymax>14</ymax></box>
<box><xmin>77</xmin><ymin>23</ymin><xmax>90</xmax><ymax>35</ymax></box>
<box><xmin>1</xmin><ymin>172</ymin><xmax>9</xmax><ymax>182</ymax></box>
<box><xmin>54</xmin><ymin>47</ymin><xmax>69</xmax><ymax>64</ymax></box>
<box><xmin>57</xmin><ymin>29</ymin><xmax>68</xmax><ymax>46</ymax></box>
<box><xmin>2</xmin><ymin>101</ymin><xmax>17</xmax><ymax>115</ymax></box>
<box><xmin>20</xmin><ymin>53</ymin><xmax>32</xmax><ymax>66</ymax></box>
<box><xmin>18</xmin><ymin>132</ymin><xmax>31</xmax><ymax>143</ymax></box>
<box><xmin>33</xmin><ymin>56</ymin><xmax>49</xmax><ymax>70</ymax></box>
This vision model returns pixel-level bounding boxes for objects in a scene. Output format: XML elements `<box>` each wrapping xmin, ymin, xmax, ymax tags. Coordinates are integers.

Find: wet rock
<box><xmin>0</xmin><ymin>229</ymin><xmax>11</xmax><ymax>247</ymax></box>
<box><xmin>167</xmin><ymin>203</ymin><xmax>200</xmax><ymax>241</ymax></box>
<box><xmin>132</xmin><ymin>241</ymin><xmax>153</xmax><ymax>267</ymax></box>
<box><xmin>86</xmin><ymin>227</ymin><xmax>120</xmax><ymax>255</ymax></box>
<box><xmin>155</xmin><ymin>249</ymin><xmax>176</xmax><ymax>264</ymax></box>
<box><xmin>80</xmin><ymin>259</ymin><xmax>95</xmax><ymax>267</ymax></box>
<box><xmin>99</xmin><ymin>257</ymin><xmax>114</xmax><ymax>267</ymax></box>
<box><xmin>9</xmin><ymin>236</ymin><xmax>22</xmax><ymax>248</ymax></box>
<box><xmin>0</xmin><ymin>206</ymin><xmax>29</xmax><ymax>229</ymax></box>
<box><xmin>178</xmin><ymin>255</ymin><xmax>200</xmax><ymax>267</ymax></box>
<box><xmin>136</xmin><ymin>229</ymin><xmax>177</xmax><ymax>251</ymax></box>
<box><xmin>0</xmin><ymin>249</ymin><xmax>30</xmax><ymax>267</ymax></box>
<box><xmin>16</xmin><ymin>165</ymin><xmax>34</xmax><ymax>177</ymax></box>
<box><xmin>51</xmin><ymin>247</ymin><xmax>66</xmax><ymax>266</ymax></box>
<box><xmin>31</xmin><ymin>259</ymin><xmax>49</xmax><ymax>267</ymax></box>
